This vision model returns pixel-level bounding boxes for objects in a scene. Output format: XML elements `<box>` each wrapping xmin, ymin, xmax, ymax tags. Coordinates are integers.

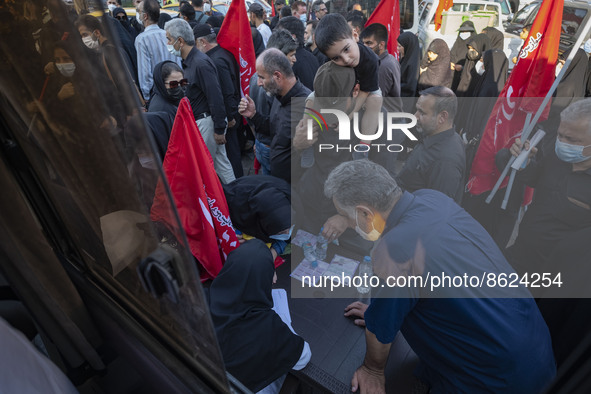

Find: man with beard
<box><xmin>396</xmin><ymin>86</ymin><xmax>466</xmax><ymax>204</ymax></box>
<box><xmin>239</xmin><ymin>48</ymin><xmax>310</xmax><ymax>183</ymax></box>
<box><xmin>359</xmin><ymin>23</ymin><xmax>402</xmax><ymax>112</ymax></box>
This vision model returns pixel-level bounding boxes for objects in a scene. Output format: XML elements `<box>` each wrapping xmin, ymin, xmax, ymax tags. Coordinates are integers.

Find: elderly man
<box><xmin>396</xmin><ymin>86</ymin><xmax>465</xmax><ymax>204</ymax></box>
<box><xmin>135</xmin><ymin>0</ymin><xmax>179</xmax><ymax>101</ymax></box>
<box><xmin>239</xmin><ymin>48</ymin><xmax>310</xmax><ymax>183</ymax></box>
<box><xmin>325</xmin><ymin>160</ymin><xmax>556</xmax><ymax>393</ymax></box>
<box><xmin>164</xmin><ymin>19</ymin><xmax>235</xmax><ymax>184</ymax></box>
<box><xmin>504</xmin><ymin>98</ymin><xmax>591</xmax><ymax>366</ymax></box>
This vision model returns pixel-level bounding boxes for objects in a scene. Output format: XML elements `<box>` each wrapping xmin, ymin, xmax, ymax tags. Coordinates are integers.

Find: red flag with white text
<box><xmin>365</xmin><ymin>0</ymin><xmax>400</xmax><ymax>58</ymax></box>
<box><xmin>217</xmin><ymin>0</ymin><xmax>257</xmax><ymax>97</ymax></box>
<box><xmin>150</xmin><ymin>98</ymin><xmax>239</xmax><ymax>281</ymax></box>
<box><xmin>434</xmin><ymin>0</ymin><xmax>453</xmax><ymax>32</ymax></box>
<box><xmin>466</xmin><ymin>0</ymin><xmax>563</xmax><ymax>196</ymax></box>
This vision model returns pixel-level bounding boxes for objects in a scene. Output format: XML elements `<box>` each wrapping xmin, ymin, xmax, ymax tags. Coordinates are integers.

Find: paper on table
<box><xmin>272</xmin><ymin>288</ymin><xmax>292</xmax><ymax>325</ymax></box>
<box><xmin>323</xmin><ymin>254</ymin><xmax>360</xmax><ymax>279</ymax></box>
<box><xmin>291</xmin><ymin>229</ymin><xmax>317</xmax><ymax>247</ymax></box>
<box><xmin>290</xmin><ymin>258</ymin><xmax>330</xmax><ymax>282</ymax></box>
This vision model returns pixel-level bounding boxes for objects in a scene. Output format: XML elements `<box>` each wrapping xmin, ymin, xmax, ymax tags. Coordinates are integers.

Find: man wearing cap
<box><xmin>195</xmin><ymin>24</ymin><xmax>243</xmax><ymax>178</ymax></box>
<box><xmin>249</xmin><ymin>3</ymin><xmax>272</xmax><ymax>47</ymax></box>
<box><xmin>164</xmin><ymin>18</ymin><xmax>235</xmax><ymax>184</ymax></box>
<box><xmin>239</xmin><ymin>48</ymin><xmax>310</xmax><ymax>183</ymax></box>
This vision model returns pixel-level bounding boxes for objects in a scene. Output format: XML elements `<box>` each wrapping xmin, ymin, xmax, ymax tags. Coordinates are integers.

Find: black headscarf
<box><xmin>208</xmin><ymin>240</ymin><xmax>304</xmax><ymax>392</ymax></box>
<box><xmin>113</xmin><ymin>7</ymin><xmax>137</xmax><ymax>41</ymax></box>
<box><xmin>450</xmin><ymin>21</ymin><xmax>476</xmax><ymax>91</ymax></box>
<box><xmin>455</xmin><ymin>33</ymin><xmax>491</xmax><ymax>97</ymax></box>
<box><xmin>418</xmin><ymin>38</ymin><xmax>453</xmax><ymax>91</ymax></box>
<box><xmin>463</xmin><ymin>49</ymin><xmax>508</xmax><ymax>140</ymax></box>
<box><xmin>222</xmin><ymin>175</ymin><xmax>291</xmax><ymax>242</ymax></box>
<box><xmin>555</xmin><ymin>48</ymin><xmax>588</xmax><ymax>106</ymax></box>
<box><xmin>398</xmin><ymin>32</ymin><xmax>420</xmax><ymax>97</ymax></box>
<box><xmin>482</xmin><ymin>26</ymin><xmax>504</xmax><ymax>51</ymax></box>
<box><xmin>148</xmin><ymin>61</ymin><xmax>183</xmax><ymax>119</ymax></box>
<box><xmin>450</xmin><ymin>21</ymin><xmax>476</xmax><ymax>64</ymax></box>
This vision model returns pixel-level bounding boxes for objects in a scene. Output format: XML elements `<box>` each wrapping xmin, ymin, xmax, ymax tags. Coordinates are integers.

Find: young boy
<box><xmin>314</xmin><ymin>13</ymin><xmax>382</xmax><ymax>154</ymax></box>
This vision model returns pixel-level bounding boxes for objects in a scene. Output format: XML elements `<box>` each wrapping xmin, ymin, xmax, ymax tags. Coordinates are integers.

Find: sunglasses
<box><xmin>115</xmin><ymin>15</ymin><xmax>127</xmax><ymax>20</ymax></box>
<box><xmin>166</xmin><ymin>79</ymin><xmax>188</xmax><ymax>88</ymax></box>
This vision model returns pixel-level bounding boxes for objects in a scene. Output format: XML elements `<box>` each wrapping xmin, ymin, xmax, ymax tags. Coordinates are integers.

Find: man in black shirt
<box><xmin>396</xmin><ymin>86</ymin><xmax>466</xmax><ymax>204</ymax></box>
<box><xmin>239</xmin><ymin>49</ymin><xmax>310</xmax><ymax>183</ymax></box>
<box><xmin>164</xmin><ymin>19</ymin><xmax>235</xmax><ymax>183</ymax></box>
<box><xmin>194</xmin><ymin>24</ymin><xmax>243</xmax><ymax>178</ymax></box>
<box><xmin>276</xmin><ymin>16</ymin><xmax>319</xmax><ymax>91</ymax></box>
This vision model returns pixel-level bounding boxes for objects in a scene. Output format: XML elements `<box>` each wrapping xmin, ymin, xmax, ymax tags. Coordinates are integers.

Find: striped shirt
<box><xmin>134</xmin><ymin>24</ymin><xmax>180</xmax><ymax>100</ymax></box>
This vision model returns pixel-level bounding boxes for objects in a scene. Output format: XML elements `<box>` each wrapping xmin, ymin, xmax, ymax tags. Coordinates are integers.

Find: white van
<box><xmin>417</xmin><ymin>0</ymin><xmax>521</xmax><ymax>67</ymax></box>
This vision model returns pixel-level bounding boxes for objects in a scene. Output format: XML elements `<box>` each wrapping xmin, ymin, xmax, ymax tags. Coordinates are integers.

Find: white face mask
<box><xmin>555</xmin><ymin>62</ymin><xmax>564</xmax><ymax>78</ymax></box>
<box><xmin>203</xmin><ymin>3</ymin><xmax>211</xmax><ymax>12</ymax></box>
<box><xmin>475</xmin><ymin>60</ymin><xmax>485</xmax><ymax>75</ymax></box>
<box><xmin>108</xmin><ymin>4</ymin><xmax>117</xmax><ymax>12</ymax></box>
<box><xmin>56</xmin><ymin>62</ymin><xmax>76</xmax><ymax>77</ymax></box>
<box><xmin>459</xmin><ymin>32</ymin><xmax>471</xmax><ymax>40</ymax></box>
<box><xmin>354</xmin><ymin>208</ymin><xmax>381</xmax><ymax>241</ymax></box>
<box><xmin>82</xmin><ymin>35</ymin><xmax>99</xmax><ymax>50</ymax></box>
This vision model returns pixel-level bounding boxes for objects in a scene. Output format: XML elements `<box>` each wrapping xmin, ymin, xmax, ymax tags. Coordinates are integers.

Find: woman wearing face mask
<box><xmin>418</xmin><ymin>39</ymin><xmax>453</xmax><ymax>91</ymax></box>
<box><xmin>450</xmin><ymin>21</ymin><xmax>476</xmax><ymax>91</ymax></box>
<box><xmin>455</xmin><ymin>33</ymin><xmax>491</xmax><ymax>98</ymax></box>
<box><xmin>148</xmin><ymin>61</ymin><xmax>186</xmax><ymax>118</ymax></box>
<box><xmin>48</xmin><ymin>41</ymin><xmax>79</xmax><ymax>106</ymax></box>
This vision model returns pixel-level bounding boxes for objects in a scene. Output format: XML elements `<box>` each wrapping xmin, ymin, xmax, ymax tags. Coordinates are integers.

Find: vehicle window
<box><xmin>562</xmin><ymin>6</ymin><xmax>588</xmax><ymax>36</ymax></box>
<box><xmin>469</xmin><ymin>4</ymin><xmax>486</xmax><ymax>11</ymax></box>
<box><xmin>512</xmin><ymin>2</ymin><xmax>538</xmax><ymax>24</ymax></box>
<box><xmin>451</xmin><ymin>4</ymin><xmax>463</xmax><ymax>11</ymax></box>
<box><xmin>419</xmin><ymin>2</ymin><xmax>432</xmax><ymax>26</ymax></box>
<box><xmin>0</xmin><ymin>0</ymin><xmax>229</xmax><ymax>390</ymax></box>
<box><xmin>400</xmin><ymin>0</ymin><xmax>416</xmax><ymax>30</ymax></box>
<box><xmin>492</xmin><ymin>0</ymin><xmax>510</xmax><ymax>15</ymax></box>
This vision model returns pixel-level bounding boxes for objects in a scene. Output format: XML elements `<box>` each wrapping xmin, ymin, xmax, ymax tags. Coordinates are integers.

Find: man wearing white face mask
<box><xmin>324</xmin><ymin>159</ymin><xmax>556</xmax><ymax>394</ymax></box>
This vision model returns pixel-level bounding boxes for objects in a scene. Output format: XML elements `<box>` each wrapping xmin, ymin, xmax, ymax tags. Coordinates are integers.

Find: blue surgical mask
<box><xmin>299</xmin><ymin>14</ymin><xmax>307</xmax><ymax>25</ymax></box>
<box><xmin>269</xmin><ymin>225</ymin><xmax>294</xmax><ymax>241</ymax></box>
<box><xmin>555</xmin><ymin>139</ymin><xmax>591</xmax><ymax>163</ymax></box>
<box><xmin>585</xmin><ymin>39</ymin><xmax>591</xmax><ymax>55</ymax></box>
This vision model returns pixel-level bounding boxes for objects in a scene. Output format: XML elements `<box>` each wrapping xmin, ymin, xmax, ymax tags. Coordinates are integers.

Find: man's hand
<box><xmin>214</xmin><ymin>133</ymin><xmax>226</xmax><ymax>145</ymax></box>
<box><xmin>509</xmin><ymin>137</ymin><xmax>537</xmax><ymax>166</ymax></box>
<box><xmin>227</xmin><ymin>118</ymin><xmax>237</xmax><ymax>128</ymax></box>
<box><xmin>351</xmin><ymin>364</ymin><xmax>386</xmax><ymax>393</ymax></box>
<box><xmin>238</xmin><ymin>95</ymin><xmax>256</xmax><ymax>118</ymax></box>
<box><xmin>344</xmin><ymin>301</ymin><xmax>368</xmax><ymax>327</ymax></box>
<box><xmin>322</xmin><ymin>214</ymin><xmax>348</xmax><ymax>242</ymax></box>
<box><xmin>57</xmin><ymin>82</ymin><xmax>75</xmax><ymax>100</ymax></box>
<box><xmin>293</xmin><ymin>117</ymin><xmax>318</xmax><ymax>150</ymax></box>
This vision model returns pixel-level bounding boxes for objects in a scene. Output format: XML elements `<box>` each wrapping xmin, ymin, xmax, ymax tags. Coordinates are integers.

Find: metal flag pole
<box><xmin>486</xmin><ymin>15</ymin><xmax>591</xmax><ymax>206</ymax></box>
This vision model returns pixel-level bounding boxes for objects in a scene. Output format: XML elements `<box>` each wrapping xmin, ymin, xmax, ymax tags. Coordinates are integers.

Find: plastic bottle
<box><xmin>356</xmin><ymin>256</ymin><xmax>372</xmax><ymax>294</ymax></box>
<box><xmin>314</xmin><ymin>228</ymin><xmax>328</xmax><ymax>261</ymax></box>
<box><xmin>303</xmin><ymin>242</ymin><xmax>318</xmax><ymax>268</ymax></box>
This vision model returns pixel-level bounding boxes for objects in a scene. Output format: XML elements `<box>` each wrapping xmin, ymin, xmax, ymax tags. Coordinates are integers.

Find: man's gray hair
<box><xmin>164</xmin><ymin>18</ymin><xmax>195</xmax><ymax>46</ymax></box>
<box><xmin>561</xmin><ymin>98</ymin><xmax>591</xmax><ymax>134</ymax></box>
<box><xmin>419</xmin><ymin>86</ymin><xmax>457</xmax><ymax>121</ymax></box>
<box><xmin>312</xmin><ymin>0</ymin><xmax>325</xmax><ymax>12</ymax></box>
<box><xmin>324</xmin><ymin>160</ymin><xmax>401</xmax><ymax>212</ymax></box>
<box><xmin>267</xmin><ymin>29</ymin><xmax>298</xmax><ymax>56</ymax></box>
<box><xmin>259</xmin><ymin>48</ymin><xmax>294</xmax><ymax>78</ymax></box>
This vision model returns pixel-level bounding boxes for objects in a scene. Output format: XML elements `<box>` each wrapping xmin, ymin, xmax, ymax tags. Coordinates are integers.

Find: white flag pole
<box><xmin>485</xmin><ymin>15</ymin><xmax>591</xmax><ymax>205</ymax></box>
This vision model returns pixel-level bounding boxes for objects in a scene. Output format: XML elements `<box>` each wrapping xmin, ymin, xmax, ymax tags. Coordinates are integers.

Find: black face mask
<box><xmin>466</xmin><ymin>49</ymin><xmax>480</xmax><ymax>61</ymax></box>
<box><xmin>167</xmin><ymin>86</ymin><xmax>185</xmax><ymax>102</ymax></box>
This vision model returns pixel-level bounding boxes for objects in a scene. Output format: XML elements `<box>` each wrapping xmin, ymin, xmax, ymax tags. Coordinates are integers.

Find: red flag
<box><xmin>466</xmin><ymin>0</ymin><xmax>563</xmax><ymax>196</ymax></box>
<box><xmin>150</xmin><ymin>98</ymin><xmax>239</xmax><ymax>281</ymax></box>
<box><xmin>434</xmin><ymin>0</ymin><xmax>453</xmax><ymax>32</ymax></box>
<box><xmin>365</xmin><ymin>0</ymin><xmax>400</xmax><ymax>58</ymax></box>
<box><xmin>217</xmin><ymin>0</ymin><xmax>257</xmax><ymax>97</ymax></box>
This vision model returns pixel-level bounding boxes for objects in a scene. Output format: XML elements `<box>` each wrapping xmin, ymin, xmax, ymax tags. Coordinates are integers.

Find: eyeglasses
<box><xmin>166</xmin><ymin>79</ymin><xmax>188</xmax><ymax>88</ymax></box>
<box><xmin>115</xmin><ymin>15</ymin><xmax>127</xmax><ymax>20</ymax></box>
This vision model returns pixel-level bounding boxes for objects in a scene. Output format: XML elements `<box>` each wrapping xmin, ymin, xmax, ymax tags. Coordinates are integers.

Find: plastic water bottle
<box><xmin>303</xmin><ymin>242</ymin><xmax>318</xmax><ymax>268</ymax></box>
<box><xmin>300</xmin><ymin>146</ymin><xmax>315</xmax><ymax>168</ymax></box>
<box><xmin>357</xmin><ymin>256</ymin><xmax>372</xmax><ymax>294</ymax></box>
<box><xmin>314</xmin><ymin>229</ymin><xmax>328</xmax><ymax>262</ymax></box>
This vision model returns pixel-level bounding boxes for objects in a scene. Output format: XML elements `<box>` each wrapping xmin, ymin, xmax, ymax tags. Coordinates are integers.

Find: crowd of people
<box><xmin>6</xmin><ymin>0</ymin><xmax>591</xmax><ymax>392</ymax></box>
